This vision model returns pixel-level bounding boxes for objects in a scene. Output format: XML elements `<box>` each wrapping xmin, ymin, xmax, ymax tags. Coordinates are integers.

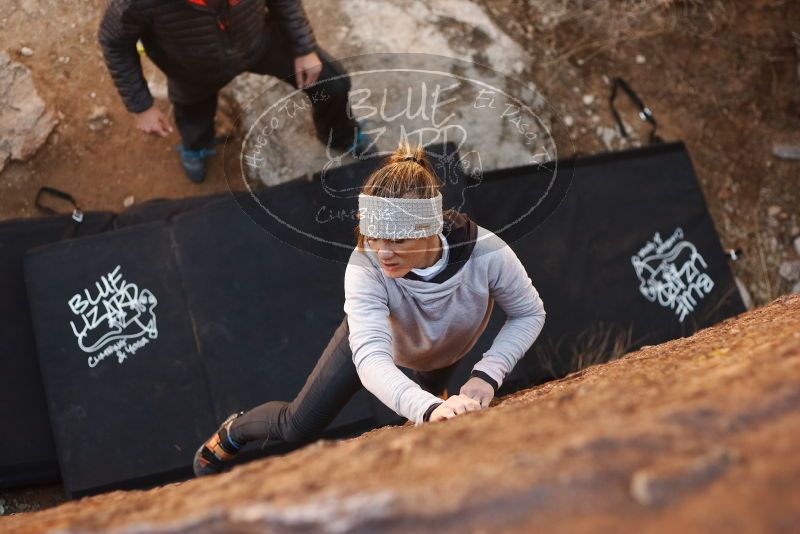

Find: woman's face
<box><xmin>366</xmin><ymin>235</ymin><xmax>441</xmax><ymax>278</ymax></box>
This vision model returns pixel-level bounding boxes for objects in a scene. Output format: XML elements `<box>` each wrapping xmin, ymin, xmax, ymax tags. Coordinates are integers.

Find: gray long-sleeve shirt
<box><xmin>343</xmin><ymin>224</ymin><xmax>546</xmax><ymax>424</ymax></box>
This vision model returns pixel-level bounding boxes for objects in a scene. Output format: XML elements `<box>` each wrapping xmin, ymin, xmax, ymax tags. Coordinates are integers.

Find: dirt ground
<box><xmin>475</xmin><ymin>0</ymin><xmax>800</xmax><ymax>305</ymax></box>
<box><xmin>0</xmin><ymin>0</ymin><xmax>240</xmax><ymax>222</ymax></box>
<box><xmin>1</xmin><ymin>0</ymin><xmax>799</xmax><ymax>522</ymax></box>
<box><xmin>2</xmin><ymin>294</ymin><xmax>799</xmax><ymax>532</ymax></box>
<box><xmin>1</xmin><ymin>1</ymin><xmax>798</xmax><ymax>303</ymax></box>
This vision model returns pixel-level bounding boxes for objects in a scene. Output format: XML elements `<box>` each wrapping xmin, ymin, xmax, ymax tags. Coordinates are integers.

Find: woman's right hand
<box><xmin>429</xmin><ymin>394</ymin><xmax>481</xmax><ymax>422</ymax></box>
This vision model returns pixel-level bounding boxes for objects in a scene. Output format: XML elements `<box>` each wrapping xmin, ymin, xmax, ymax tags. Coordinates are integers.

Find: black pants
<box><xmin>228</xmin><ymin>316</ymin><xmax>457</xmax><ymax>445</ymax></box>
<box><xmin>168</xmin><ymin>17</ymin><xmax>357</xmax><ymax>151</ymax></box>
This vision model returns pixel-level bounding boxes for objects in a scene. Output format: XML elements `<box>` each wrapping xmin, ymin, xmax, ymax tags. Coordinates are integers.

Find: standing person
<box><xmin>193</xmin><ymin>143</ymin><xmax>546</xmax><ymax>476</ymax></box>
<box><xmin>99</xmin><ymin>0</ymin><xmax>373</xmax><ymax>183</ymax></box>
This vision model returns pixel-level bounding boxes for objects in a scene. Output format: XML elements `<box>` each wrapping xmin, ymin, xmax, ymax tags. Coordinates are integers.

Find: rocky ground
<box><xmin>1</xmin><ymin>0</ymin><xmax>799</xmax><ymax>522</ymax></box>
<box><xmin>476</xmin><ymin>0</ymin><xmax>800</xmax><ymax>306</ymax></box>
<box><xmin>1</xmin><ymin>0</ymin><xmax>798</xmax><ymax>302</ymax></box>
<box><xmin>1</xmin><ymin>294</ymin><xmax>798</xmax><ymax>532</ymax></box>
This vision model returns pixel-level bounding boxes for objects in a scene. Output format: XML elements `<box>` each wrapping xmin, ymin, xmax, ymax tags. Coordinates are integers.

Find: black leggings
<box><xmin>228</xmin><ymin>316</ymin><xmax>456</xmax><ymax>446</ymax></box>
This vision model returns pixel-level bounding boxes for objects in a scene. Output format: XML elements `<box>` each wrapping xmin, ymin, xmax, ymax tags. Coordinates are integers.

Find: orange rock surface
<box><xmin>4</xmin><ymin>295</ymin><xmax>799</xmax><ymax>533</ymax></box>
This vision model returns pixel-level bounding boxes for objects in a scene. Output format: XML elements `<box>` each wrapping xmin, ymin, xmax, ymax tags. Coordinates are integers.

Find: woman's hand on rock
<box><xmin>459</xmin><ymin>376</ymin><xmax>495</xmax><ymax>408</ymax></box>
<box><xmin>429</xmin><ymin>394</ymin><xmax>481</xmax><ymax>422</ymax></box>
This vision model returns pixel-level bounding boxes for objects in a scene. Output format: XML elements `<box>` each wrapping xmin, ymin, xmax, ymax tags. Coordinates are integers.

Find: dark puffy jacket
<box><xmin>98</xmin><ymin>0</ymin><xmax>317</xmax><ymax>113</ymax></box>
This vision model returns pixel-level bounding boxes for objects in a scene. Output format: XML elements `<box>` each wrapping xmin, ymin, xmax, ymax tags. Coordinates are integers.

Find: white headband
<box><xmin>358</xmin><ymin>193</ymin><xmax>443</xmax><ymax>240</ymax></box>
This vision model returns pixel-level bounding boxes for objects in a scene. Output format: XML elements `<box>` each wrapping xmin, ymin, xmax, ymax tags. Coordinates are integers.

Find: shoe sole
<box><xmin>192</xmin><ymin>412</ymin><xmax>241</xmax><ymax>477</ymax></box>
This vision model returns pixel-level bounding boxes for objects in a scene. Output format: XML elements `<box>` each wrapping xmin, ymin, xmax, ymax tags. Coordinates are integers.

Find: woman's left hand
<box><xmin>294</xmin><ymin>52</ymin><xmax>322</xmax><ymax>89</ymax></box>
<box><xmin>459</xmin><ymin>377</ymin><xmax>494</xmax><ymax>408</ymax></box>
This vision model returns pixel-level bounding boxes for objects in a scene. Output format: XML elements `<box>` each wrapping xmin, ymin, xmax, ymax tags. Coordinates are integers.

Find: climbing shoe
<box><xmin>351</xmin><ymin>122</ymin><xmax>378</xmax><ymax>157</ymax></box>
<box><xmin>193</xmin><ymin>411</ymin><xmax>244</xmax><ymax>477</ymax></box>
<box><xmin>176</xmin><ymin>145</ymin><xmax>217</xmax><ymax>183</ymax></box>
<box><xmin>328</xmin><ymin>121</ymin><xmax>378</xmax><ymax>158</ymax></box>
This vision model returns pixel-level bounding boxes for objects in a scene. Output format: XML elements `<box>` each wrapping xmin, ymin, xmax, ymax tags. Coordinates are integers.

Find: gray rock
<box><xmin>794</xmin><ymin>236</ymin><xmax>800</xmax><ymax>257</ymax></box>
<box><xmin>0</xmin><ymin>51</ymin><xmax>58</xmax><ymax>172</ymax></box>
<box><xmin>596</xmin><ymin>126</ymin><xmax>618</xmax><ymax>150</ymax></box>
<box><xmin>772</xmin><ymin>143</ymin><xmax>800</xmax><ymax>160</ymax></box>
<box><xmin>87</xmin><ymin>105</ymin><xmax>111</xmax><ymax>132</ymax></box>
<box><xmin>223</xmin><ymin>0</ymin><xmax>550</xmax><ymax>187</ymax></box>
<box><xmin>779</xmin><ymin>260</ymin><xmax>800</xmax><ymax>282</ymax></box>
<box><xmin>630</xmin><ymin>448</ymin><xmax>735</xmax><ymax>506</ymax></box>
<box><xmin>228</xmin><ymin>492</ymin><xmax>397</xmax><ymax>533</ymax></box>
<box><xmin>144</xmin><ymin>58</ymin><xmax>169</xmax><ymax>101</ymax></box>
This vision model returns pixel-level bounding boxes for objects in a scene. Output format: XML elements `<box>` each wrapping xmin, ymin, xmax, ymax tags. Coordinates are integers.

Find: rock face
<box><xmin>3</xmin><ymin>295</ymin><xmax>800</xmax><ymax>533</ymax></box>
<box><xmin>0</xmin><ymin>51</ymin><xmax>58</xmax><ymax>172</ymax></box>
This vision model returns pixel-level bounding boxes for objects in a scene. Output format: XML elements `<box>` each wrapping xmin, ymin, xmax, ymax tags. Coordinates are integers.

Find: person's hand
<box><xmin>429</xmin><ymin>394</ymin><xmax>481</xmax><ymax>423</ymax></box>
<box><xmin>459</xmin><ymin>376</ymin><xmax>494</xmax><ymax>409</ymax></box>
<box><xmin>294</xmin><ymin>51</ymin><xmax>322</xmax><ymax>89</ymax></box>
<box><xmin>133</xmin><ymin>106</ymin><xmax>173</xmax><ymax>137</ymax></box>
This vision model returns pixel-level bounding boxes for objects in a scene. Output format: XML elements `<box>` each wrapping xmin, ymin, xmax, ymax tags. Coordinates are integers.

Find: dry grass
<box><xmin>530</xmin><ymin>289</ymin><xmax>742</xmax><ymax>382</ymax></box>
<box><xmin>521</xmin><ymin>0</ymin><xmax>735</xmax><ymax>72</ymax></box>
<box><xmin>533</xmin><ymin>322</ymin><xmax>636</xmax><ymax>379</ymax></box>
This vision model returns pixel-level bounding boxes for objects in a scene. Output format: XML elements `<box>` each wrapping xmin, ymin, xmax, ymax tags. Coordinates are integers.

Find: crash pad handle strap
<box><xmin>34</xmin><ymin>186</ymin><xmax>84</xmax><ymax>238</ymax></box>
<box><xmin>609</xmin><ymin>77</ymin><xmax>663</xmax><ymax>145</ymax></box>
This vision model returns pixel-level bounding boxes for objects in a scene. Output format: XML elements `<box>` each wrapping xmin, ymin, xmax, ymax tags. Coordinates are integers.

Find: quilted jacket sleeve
<box><xmin>98</xmin><ymin>0</ymin><xmax>153</xmax><ymax>113</ymax></box>
<box><xmin>266</xmin><ymin>0</ymin><xmax>318</xmax><ymax>57</ymax></box>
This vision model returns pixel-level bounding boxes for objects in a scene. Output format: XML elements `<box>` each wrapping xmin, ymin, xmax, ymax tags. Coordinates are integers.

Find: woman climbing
<box><xmin>193</xmin><ymin>143</ymin><xmax>546</xmax><ymax>476</ymax></box>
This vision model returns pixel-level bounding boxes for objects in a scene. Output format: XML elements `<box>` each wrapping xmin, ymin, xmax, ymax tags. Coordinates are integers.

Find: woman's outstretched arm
<box><xmin>344</xmin><ymin>259</ymin><xmax>443</xmax><ymax>425</ymax></box>
<box><xmin>471</xmin><ymin>240</ymin><xmax>547</xmax><ymax>390</ymax></box>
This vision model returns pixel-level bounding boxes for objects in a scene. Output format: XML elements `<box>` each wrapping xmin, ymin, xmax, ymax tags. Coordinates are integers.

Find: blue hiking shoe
<box><xmin>329</xmin><ymin>121</ymin><xmax>378</xmax><ymax>158</ymax></box>
<box><xmin>176</xmin><ymin>146</ymin><xmax>217</xmax><ymax>183</ymax></box>
<box><xmin>351</xmin><ymin>123</ymin><xmax>378</xmax><ymax>157</ymax></box>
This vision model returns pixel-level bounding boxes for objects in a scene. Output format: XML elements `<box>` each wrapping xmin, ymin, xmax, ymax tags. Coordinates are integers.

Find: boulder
<box><xmin>0</xmin><ymin>51</ymin><xmax>58</xmax><ymax>172</ymax></box>
<box><xmin>5</xmin><ymin>294</ymin><xmax>800</xmax><ymax>532</ymax></box>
